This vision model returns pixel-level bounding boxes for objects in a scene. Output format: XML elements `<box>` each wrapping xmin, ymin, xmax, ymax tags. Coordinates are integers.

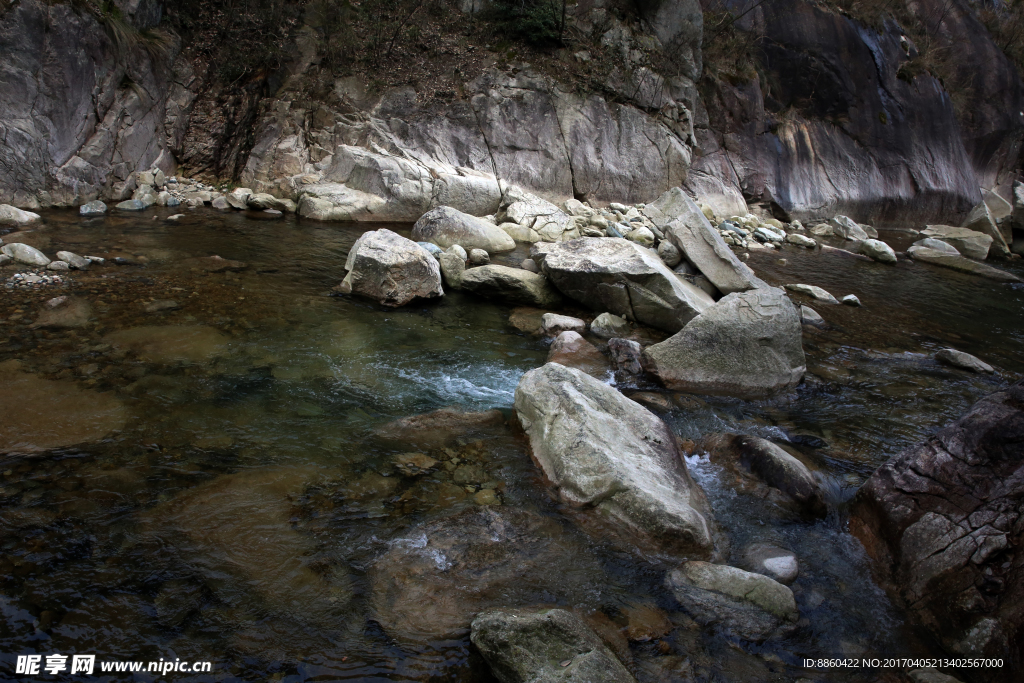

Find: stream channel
<box><xmin>1</xmin><ymin>208</ymin><xmax>1022</xmax><ymax>682</ymax></box>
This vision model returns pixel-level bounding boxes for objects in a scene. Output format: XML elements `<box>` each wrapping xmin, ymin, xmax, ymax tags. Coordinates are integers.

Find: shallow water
<box><xmin>0</xmin><ymin>210</ymin><xmax>1021</xmax><ymax>682</ymax></box>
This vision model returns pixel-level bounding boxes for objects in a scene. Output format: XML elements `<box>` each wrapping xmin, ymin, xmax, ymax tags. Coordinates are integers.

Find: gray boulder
<box><xmin>514</xmin><ymin>363</ymin><xmax>718</xmax><ymax>557</ymax></box>
<box><xmin>858</xmin><ymin>238</ymin><xmax>897</xmax><ymax>263</ymax></box>
<box><xmin>912</xmin><ymin>238</ymin><xmax>960</xmax><ymax>255</ymax></box>
<box><xmin>226</xmin><ymin>188</ymin><xmax>252</xmax><ymax>210</ymax></box>
<box><xmin>79</xmin><ymin>200</ymin><xmax>107</xmax><ymax>216</ymax></box>
<box><xmin>55</xmin><ymin>251</ymin><xmax>90</xmax><ymax>270</ymax></box>
<box><xmin>963</xmin><ymin>201</ymin><xmax>1011</xmax><ymax>259</ymax></box>
<box><xmin>438</xmin><ymin>250</ymin><xmax>466</xmax><ymax>289</ymax></box>
<box><xmin>471</xmin><ymin>608</ymin><xmax>637</xmax><ymax>683</ymax></box>
<box><xmin>0</xmin><ymin>204</ymin><xmax>41</xmax><ymax>228</ymax></box>
<box><xmin>468</xmin><ymin>248</ymin><xmax>490</xmax><ymax>266</ymax></box>
<box><xmin>919</xmin><ymin>225</ymin><xmax>993</xmax><ymax>260</ymax></box>
<box><xmin>786</xmin><ymin>233</ymin><xmax>816</xmax><ymax>248</ymax></box>
<box><xmin>412</xmin><ymin>205</ymin><xmax>515</xmax><ymax>254</ymax></box>
<box><xmin>665</xmin><ymin>561</ymin><xmax>799</xmax><ymax>642</ymax></box>
<box><xmin>115</xmin><ymin>199</ymin><xmax>148</xmax><ymax>211</ymax></box>
<box><xmin>1</xmin><ymin>242</ymin><xmax>50</xmax><ymax>266</ymax></box>
<box><xmin>541</xmin><ymin>313</ymin><xmax>586</xmax><ymax>336</ymax></box>
<box><xmin>608</xmin><ymin>338</ymin><xmax>643</xmax><ymax>378</ymax></box>
<box><xmin>211</xmin><ymin>196</ymin><xmax>230</xmax><ymax>210</ymax></box>
<box><xmin>338</xmin><ymin>229</ymin><xmax>443</xmax><ymax>307</ymax></box>
<box><xmin>247</xmin><ymin>192</ymin><xmax>290</xmax><ymax>211</ymax></box>
<box><xmin>842</xmin><ymin>294</ymin><xmax>862</xmax><ymax>306</ymax></box>
<box><xmin>657</xmin><ymin>239</ymin><xmax>681</xmax><ymax>267</ymax></box>
<box><xmin>800</xmin><ymin>305</ymin><xmax>824</xmax><ymax>327</ymax></box>
<box><xmin>829</xmin><ymin>215</ymin><xmax>869</xmax><ymax>241</ymax></box>
<box><xmin>642</xmin><ymin>187</ymin><xmax>763</xmax><ymax>294</ymax></box>
<box><xmin>784</xmin><ymin>283</ymin><xmax>839</xmax><ymax>304</ymax></box>
<box><xmin>590</xmin><ymin>312</ymin><xmax>630</xmax><ymax>339</ymax></box>
<box><xmin>934</xmin><ymin>348</ymin><xmax>994</xmax><ymax>373</ymax></box>
<box><xmin>461</xmin><ymin>265</ymin><xmax>562</xmax><ymax>307</ymax></box>
<box><xmin>540</xmin><ymin>237</ymin><xmax>715</xmax><ymax>333</ymax></box>
<box><xmin>741</xmin><ymin>544</ymin><xmax>799</xmax><ymax>585</ymax></box>
<box><xmin>642</xmin><ymin>287</ymin><xmax>806</xmax><ymax>399</ymax></box>
<box><xmin>732</xmin><ymin>435</ymin><xmax>825</xmax><ymax>514</ymax></box>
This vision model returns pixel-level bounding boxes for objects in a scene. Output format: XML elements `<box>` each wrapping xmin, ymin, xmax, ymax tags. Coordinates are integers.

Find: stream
<box><xmin>1</xmin><ymin>207</ymin><xmax>1022</xmax><ymax>682</ymax></box>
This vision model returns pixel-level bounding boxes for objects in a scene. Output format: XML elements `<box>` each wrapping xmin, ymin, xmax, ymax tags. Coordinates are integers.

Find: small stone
<box><xmin>841</xmin><ymin>294</ymin><xmax>861</xmax><ymax>306</ymax></box>
<box><xmin>473</xmin><ymin>489</ymin><xmax>500</xmax><ymax>505</ymax></box>
<box><xmin>418</xmin><ymin>242</ymin><xmax>444</xmax><ymax>258</ymax></box>
<box><xmin>115</xmin><ymin>199</ymin><xmax>147</xmax><ymax>211</ymax></box>
<box><xmin>590</xmin><ymin>312</ymin><xmax>630</xmax><ymax>339</ymax></box>
<box><xmin>776</xmin><ymin>258</ymin><xmax>788</xmax><ymax>266</ymax></box>
<box><xmin>1</xmin><ymin>242</ymin><xmax>51</xmax><ymax>266</ymax></box>
<box><xmin>468</xmin><ymin>248</ymin><xmax>490</xmax><ymax>266</ymax></box>
<box><xmin>784</xmin><ymin>283</ymin><xmax>839</xmax><ymax>304</ymax></box>
<box><xmin>143</xmin><ymin>300</ymin><xmax>181</xmax><ymax>313</ymax></box>
<box><xmin>800</xmin><ymin>305</ymin><xmax>825</xmax><ymax>327</ymax></box>
<box><xmin>211</xmin><ymin>196</ymin><xmax>231</xmax><ymax>210</ymax></box>
<box><xmin>55</xmin><ymin>251</ymin><xmax>91</xmax><ymax>270</ymax></box>
<box><xmin>393</xmin><ymin>452</ymin><xmax>439</xmax><ymax>477</ymax></box>
<box><xmin>657</xmin><ymin>240</ymin><xmax>682</xmax><ymax>267</ymax></box>
<box><xmin>167</xmin><ymin>214</ymin><xmax>185</xmax><ymax>221</ymax></box>
<box><xmin>541</xmin><ymin>313</ymin><xmax>586</xmax><ymax>336</ymax></box>
<box><xmin>521</xmin><ymin>258</ymin><xmax>539</xmax><ymax>273</ymax></box>
<box><xmin>453</xmin><ymin>464</ymin><xmax>487</xmax><ymax>485</ymax></box>
<box><xmin>45</xmin><ymin>296</ymin><xmax>68</xmax><ymax>308</ymax></box>
<box><xmin>742</xmin><ymin>543</ymin><xmax>800</xmax><ymax>585</ymax></box>
<box><xmin>46</xmin><ymin>261</ymin><xmax>70</xmax><ymax>271</ymax></box>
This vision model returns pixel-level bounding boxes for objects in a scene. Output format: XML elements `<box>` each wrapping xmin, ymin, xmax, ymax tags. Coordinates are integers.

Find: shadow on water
<box><xmin>0</xmin><ymin>211</ymin><xmax>1021</xmax><ymax>681</ymax></box>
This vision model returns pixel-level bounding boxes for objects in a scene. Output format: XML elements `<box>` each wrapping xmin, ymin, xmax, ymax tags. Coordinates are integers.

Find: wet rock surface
<box><xmin>515</xmin><ymin>363</ymin><xmax>718</xmax><ymax>557</ymax></box>
<box><xmin>471</xmin><ymin>608</ymin><xmax>636</xmax><ymax>683</ymax></box>
<box><xmin>338</xmin><ymin>228</ymin><xmax>444</xmax><ymax>306</ymax></box>
<box><xmin>851</xmin><ymin>381</ymin><xmax>1024</xmax><ymax>675</ymax></box>
<box><xmin>460</xmin><ymin>264</ymin><xmax>563</xmax><ymax>307</ymax></box>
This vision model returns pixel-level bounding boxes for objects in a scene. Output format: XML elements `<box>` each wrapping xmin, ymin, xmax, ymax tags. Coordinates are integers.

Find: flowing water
<box><xmin>0</xmin><ymin>208</ymin><xmax>1021</xmax><ymax>682</ymax></box>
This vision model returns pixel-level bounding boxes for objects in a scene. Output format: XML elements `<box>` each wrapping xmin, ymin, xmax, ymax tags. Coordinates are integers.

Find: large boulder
<box><xmin>338</xmin><ymin>229</ymin><xmax>443</xmax><ymax>307</ymax></box>
<box><xmin>368</xmin><ymin>506</ymin><xmax>603</xmax><ymax>642</ymax></box>
<box><xmin>665</xmin><ymin>561</ymin><xmax>799</xmax><ymax>642</ymax></box>
<box><xmin>963</xmin><ymin>201</ymin><xmax>1011</xmax><ymax>259</ymax></box>
<box><xmin>514</xmin><ymin>363</ymin><xmax>718</xmax><ymax>557</ymax></box>
<box><xmin>642</xmin><ymin>287</ymin><xmax>806</xmax><ymax>399</ymax></box>
<box><xmin>642</xmin><ymin>187</ymin><xmax>764</xmax><ymax>294</ymax></box>
<box><xmin>502</xmin><ymin>193</ymin><xmax>579</xmax><ymax>243</ymax></box>
<box><xmin>0</xmin><ymin>204</ymin><xmax>41</xmax><ymax>227</ymax></box>
<box><xmin>471</xmin><ymin>608</ymin><xmax>636</xmax><ymax>683</ymax></box>
<box><xmin>829</xmin><ymin>215</ymin><xmax>869</xmax><ymax>241</ymax></box>
<box><xmin>540</xmin><ymin>237</ymin><xmax>715</xmax><ymax>333</ymax></box>
<box><xmin>1</xmin><ymin>242</ymin><xmax>50</xmax><ymax>266</ymax></box>
<box><xmin>919</xmin><ymin>225</ymin><xmax>994</xmax><ymax>260</ymax></box>
<box><xmin>907</xmin><ymin>246</ymin><xmax>1022</xmax><ymax>283</ymax></box>
<box><xmin>461</xmin><ymin>264</ymin><xmax>563</xmax><ymax>307</ymax></box>
<box><xmin>850</xmin><ymin>381</ymin><xmax>1024</xmax><ymax>677</ymax></box>
<box><xmin>412</xmin><ymin>205</ymin><xmax>515</xmax><ymax>253</ymax></box>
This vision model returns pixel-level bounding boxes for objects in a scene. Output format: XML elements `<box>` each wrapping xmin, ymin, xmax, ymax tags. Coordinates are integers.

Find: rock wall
<box><xmin>690</xmin><ymin>0</ymin><xmax>1024</xmax><ymax>226</ymax></box>
<box><xmin>0</xmin><ymin>0</ymin><xmax>178</xmax><ymax>207</ymax></box>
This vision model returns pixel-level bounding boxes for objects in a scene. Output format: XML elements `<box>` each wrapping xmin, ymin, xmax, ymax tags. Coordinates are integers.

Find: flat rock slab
<box><xmin>471</xmin><ymin>608</ymin><xmax>636</xmax><ymax>683</ymax></box>
<box><xmin>541</xmin><ymin>237</ymin><xmax>714</xmax><ymax>333</ymax></box>
<box><xmin>665</xmin><ymin>561</ymin><xmax>799</xmax><ymax>642</ymax></box>
<box><xmin>643</xmin><ymin>187</ymin><xmax>764</xmax><ymax>294</ymax></box>
<box><xmin>0</xmin><ymin>360</ymin><xmax>128</xmax><ymax>452</ymax></box>
<box><xmin>515</xmin><ymin>363</ymin><xmax>718</xmax><ymax>557</ymax></box>
<box><xmin>908</xmin><ymin>246</ymin><xmax>1022</xmax><ymax>282</ymax></box>
<box><xmin>103</xmin><ymin>325</ymin><xmax>231</xmax><ymax>365</ymax></box>
<box><xmin>642</xmin><ymin>287</ymin><xmax>806</xmax><ymax>399</ymax></box>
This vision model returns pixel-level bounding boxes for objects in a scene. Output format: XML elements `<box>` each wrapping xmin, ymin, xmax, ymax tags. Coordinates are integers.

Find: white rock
<box><xmin>784</xmin><ymin>283</ymin><xmax>839</xmax><ymax>304</ymax></box>
<box><xmin>934</xmin><ymin>348</ymin><xmax>994</xmax><ymax>374</ymax></box>
<box><xmin>541</xmin><ymin>313</ymin><xmax>586</xmax><ymax>336</ymax></box>
<box><xmin>0</xmin><ymin>204</ymin><xmax>41</xmax><ymax>227</ymax></box>
<box><xmin>1</xmin><ymin>242</ymin><xmax>50</xmax><ymax>266</ymax></box>
<box><xmin>858</xmin><ymin>238</ymin><xmax>897</xmax><ymax>263</ymax></box>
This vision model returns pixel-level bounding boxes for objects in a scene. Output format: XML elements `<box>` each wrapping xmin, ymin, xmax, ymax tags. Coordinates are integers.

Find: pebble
<box><xmin>4</xmin><ymin>270</ymin><xmax>67</xmax><ymax>290</ymax></box>
<box><xmin>841</xmin><ymin>294</ymin><xmax>861</xmax><ymax>306</ymax></box>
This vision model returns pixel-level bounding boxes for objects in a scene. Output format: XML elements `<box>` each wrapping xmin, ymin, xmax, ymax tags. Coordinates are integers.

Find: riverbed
<box><xmin>1</xmin><ymin>207</ymin><xmax>1021</xmax><ymax>682</ymax></box>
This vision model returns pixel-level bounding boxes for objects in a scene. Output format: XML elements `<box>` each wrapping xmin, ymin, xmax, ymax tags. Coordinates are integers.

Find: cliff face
<box><xmin>691</xmin><ymin>0</ymin><xmax>1024</xmax><ymax>225</ymax></box>
<box><xmin>0</xmin><ymin>0</ymin><xmax>1021</xmax><ymax>225</ymax></box>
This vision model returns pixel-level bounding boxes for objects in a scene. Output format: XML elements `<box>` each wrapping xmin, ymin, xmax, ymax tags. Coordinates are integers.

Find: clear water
<box><xmin>1</xmin><ymin>209</ymin><xmax>1021</xmax><ymax>682</ymax></box>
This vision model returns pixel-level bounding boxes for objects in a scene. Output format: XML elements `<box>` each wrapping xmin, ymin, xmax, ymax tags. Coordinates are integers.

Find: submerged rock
<box><xmin>374</xmin><ymin>406</ymin><xmax>505</xmax><ymax>449</ymax></box>
<box><xmin>30</xmin><ymin>296</ymin><xmax>91</xmax><ymax>329</ymax></box>
<box><xmin>732</xmin><ymin>435</ymin><xmax>825</xmax><ymax>515</ymax></box>
<box><xmin>471</xmin><ymin>608</ymin><xmax>636</xmax><ymax>683</ymax></box>
<box><xmin>338</xmin><ymin>229</ymin><xmax>443</xmax><ymax>307</ymax></box>
<box><xmin>412</xmin><ymin>205</ymin><xmax>515</xmax><ymax>253</ymax></box>
<box><xmin>514</xmin><ymin>363</ymin><xmax>718</xmax><ymax>557</ymax></box>
<box><xmin>851</xmin><ymin>380</ymin><xmax>1024</xmax><ymax>670</ymax></box>
<box><xmin>934</xmin><ymin>348</ymin><xmax>994</xmax><ymax>373</ymax></box>
<box><xmin>665</xmin><ymin>561</ymin><xmax>799</xmax><ymax>642</ymax></box>
<box><xmin>907</xmin><ymin>246</ymin><xmax>1022</xmax><ymax>282</ymax></box>
<box><xmin>546</xmin><ymin>331</ymin><xmax>610</xmax><ymax>379</ymax></box>
<box><xmin>741</xmin><ymin>543</ymin><xmax>800</xmax><ymax>585</ymax></box>
<box><xmin>369</xmin><ymin>506</ymin><xmax>602</xmax><ymax>642</ymax></box>
<box><xmin>103</xmin><ymin>325</ymin><xmax>230</xmax><ymax>365</ymax></box>
<box><xmin>461</xmin><ymin>264</ymin><xmax>562</xmax><ymax>307</ymax></box>
<box><xmin>541</xmin><ymin>237</ymin><xmax>714</xmax><ymax>333</ymax></box>
<box><xmin>0</xmin><ymin>360</ymin><xmax>128</xmax><ymax>452</ymax></box>
<box><xmin>643</xmin><ymin>187</ymin><xmax>763</xmax><ymax>294</ymax></box>
<box><xmin>642</xmin><ymin>287</ymin><xmax>806</xmax><ymax>399</ymax></box>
